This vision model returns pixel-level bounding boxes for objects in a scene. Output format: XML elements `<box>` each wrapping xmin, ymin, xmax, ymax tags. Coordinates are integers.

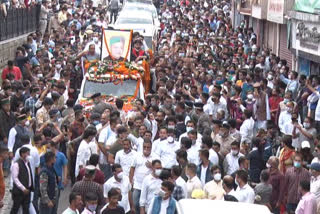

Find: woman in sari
<box><xmin>279</xmin><ymin>135</ymin><xmax>295</xmax><ymax>174</ymax></box>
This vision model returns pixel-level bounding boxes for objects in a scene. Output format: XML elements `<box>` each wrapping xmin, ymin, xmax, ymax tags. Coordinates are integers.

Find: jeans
<box><xmin>286</xmin><ymin>203</ymin><xmax>297</xmax><ymax>214</ymax></box>
<box><xmin>132</xmin><ymin>189</ymin><xmax>141</xmax><ymax>214</ymax></box>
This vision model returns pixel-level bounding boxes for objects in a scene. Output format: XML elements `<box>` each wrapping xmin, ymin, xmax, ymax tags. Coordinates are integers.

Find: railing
<box><xmin>0</xmin><ymin>6</ymin><xmax>39</xmax><ymax>42</ymax></box>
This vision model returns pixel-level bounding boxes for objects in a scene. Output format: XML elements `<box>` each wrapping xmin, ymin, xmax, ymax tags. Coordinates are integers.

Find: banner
<box><xmin>267</xmin><ymin>0</ymin><xmax>284</xmax><ymax>24</ymax></box>
<box><xmin>101</xmin><ymin>29</ymin><xmax>132</xmax><ymax>61</ymax></box>
<box><xmin>294</xmin><ymin>0</ymin><xmax>320</xmax><ymax>14</ymax></box>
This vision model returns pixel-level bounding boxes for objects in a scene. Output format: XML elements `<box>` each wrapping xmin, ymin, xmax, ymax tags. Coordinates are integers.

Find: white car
<box><xmin>176</xmin><ymin>199</ymin><xmax>271</xmax><ymax>214</ymax></box>
<box><xmin>113</xmin><ymin>10</ymin><xmax>158</xmax><ymax>50</ymax></box>
<box><xmin>122</xmin><ymin>2</ymin><xmax>160</xmax><ymax>28</ymax></box>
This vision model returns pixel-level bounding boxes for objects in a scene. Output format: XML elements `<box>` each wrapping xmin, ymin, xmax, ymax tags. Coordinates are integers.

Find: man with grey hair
<box><xmin>266</xmin><ymin>156</ymin><xmax>285</xmax><ymax>214</ymax></box>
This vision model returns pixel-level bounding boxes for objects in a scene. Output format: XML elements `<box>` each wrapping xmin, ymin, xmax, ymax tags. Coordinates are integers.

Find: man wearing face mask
<box><xmin>147</xmin><ymin>181</ymin><xmax>177</xmax><ymax>214</ymax></box>
<box><xmin>103</xmin><ymin>164</ymin><xmax>134</xmax><ymax>214</ymax></box>
<box><xmin>8</xmin><ymin>114</ymin><xmax>31</xmax><ymax>157</ymax></box>
<box><xmin>283</xmin><ymin>153</ymin><xmax>310</xmax><ymax>214</ymax></box>
<box><xmin>223</xmin><ymin>141</ymin><xmax>244</xmax><ymax>175</ymax></box>
<box><xmin>203</xmin><ymin>165</ymin><xmax>225</xmax><ymax>200</ymax></box>
<box><xmin>140</xmin><ymin>160</ymin><xmax>163</xmax><ymax>214</ymax></box>
<box><xmin>292</xmin><ymin>117</ymin><xmax>317</xmax><ymax>152</ymax></box>
<box><xmin>39</xmin><ymin>151</ymin><xmax>59</xmax><ymax>214</ymax></box>
<box><xmin>212</xmin><ymin>123</ymin><xmax>235</xmax><ymax>157</ymax></box>
<box><xmin>155</xmin><ymin>135</ymin><xmax>179</xmax><ymax>169</ymax></box>
<box><xmin>278</xmin><ymin>102</ymin><xmax>299</xmax><ymax>135</ymax></box>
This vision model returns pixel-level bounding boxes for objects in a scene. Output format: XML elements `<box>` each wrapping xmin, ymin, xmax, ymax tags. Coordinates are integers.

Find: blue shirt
<box><xmin>40</xmin><ymin>151</ymin><xmax>68</xmax><ymax>189</ymax></box>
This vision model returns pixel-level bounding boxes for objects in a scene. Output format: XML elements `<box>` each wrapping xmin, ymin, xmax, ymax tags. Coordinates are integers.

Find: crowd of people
<box><xmin>0</xmin><ymin>0</ymin><xmax>320</xmax><ymax>213</ymax></box>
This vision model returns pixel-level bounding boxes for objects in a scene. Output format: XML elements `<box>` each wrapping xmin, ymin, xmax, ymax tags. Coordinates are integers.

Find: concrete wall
<box><xmin>0</xmin><ymin>33</ymin><xmax>33</xmax><ymax>68</ymax></box>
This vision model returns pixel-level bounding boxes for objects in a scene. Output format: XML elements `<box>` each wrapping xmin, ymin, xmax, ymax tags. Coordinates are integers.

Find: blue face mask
<box><xmin>229</xmin><ymin>70</ymin><xmax>235</xmax><ymax>75</ymax></box>
<box><xmin>294</xmin><ymin>161</ymin><xmax>301</xmax><ymax>168</ymax></box>
<box><xmin>87</xmin><ymin>204</ymin><xmax>97</xmax><ymax>212</ymax></box>
<box><xmin>93</xmin><ymin>120</ymin><xmax>100</xmax><ymax>126</ymax></box>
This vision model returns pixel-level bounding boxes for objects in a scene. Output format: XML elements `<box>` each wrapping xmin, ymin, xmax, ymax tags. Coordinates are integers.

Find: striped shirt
<box><xmin>284</xmin><ymin>167</ymin><xmax>311</xmax><ymax>204</ymax></box>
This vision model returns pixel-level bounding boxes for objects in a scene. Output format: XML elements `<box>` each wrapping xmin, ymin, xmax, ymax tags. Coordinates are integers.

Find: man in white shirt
<box><xmin>201</xmin><ymin>136</ymin><xmax>219</xmax><ymax>166</ymax></box>
<box><xmin>129</xmin><ymin>140</ymin><xmax>158</xmax><ymax>214</ymax></box>
<box><xmin>115</xmin><ymin>139</ymin><xmax>137</xmax><ymax>176</ymax></box>
<box><xmin>140</xmin><ymin>160</ymin><xmax>163</xmax><ymax>214</ymax></box>
<box><xmin>223</xmin><ymin>141</ymin><xmax>244</xmax><ymax>175</ymax></box>
<box><xmin>75</xmin><ymin>127</ymin><xmax>96</xmax><ymax>178</ymax></box>
<box><xmin>185</xmin><ymin>163</ymin><xmax>203</xmax><ymax>198</ymax></box>
<box><xmin>171</xmin><ymin>165</ymin><xmax>187</xmax><ymax>199</ymax></box>
<box><xmin>155</xmin><ymin>136</ymin><xmax>179</xmax><ymax>169</ymax></box>
<box><xmin>278</xmin><ymin>102</ymin><xmax>300</xmax><ymax>135</ymax></box>
<box><xmin>207</xmin><ymin>92</ymin><xmax>228</xmax><ymax>120</ymax></box>
<box><xmin>310</xmin><ymin>162</ymin><xmax>320</xmax><ymax>203</ymax></box>
<box><xmin>222</xmin><ymin>175</ymin><xmax>239</xmax><ymax>201</ymax></box>
<box><xmin>234</xmin><ymin>169</ymin><xmax>255</xmax><ymax>203</ymax></box>
<box><xmin>239</xmin><ymin>110</ymin><xmax>255</xmax><ymax>143</ymax></box>
<box><xmin>62</xmin><ymin>192</ymin><xmax>82</xmax><ymax>214</ymax></box>
<box><xmin>103</xmin><ymin>164</ymin><xmax>133</xmax><ymax>213</ymax></box>
<box><xmin>178</xmin><ymin>120</ymin><xmax>202</xmax><ymax>145</ymax></box>
<box><xmin>152</xmin><ymin>127</ymin><xmax>168</xmax><ymax>153</ymax></box>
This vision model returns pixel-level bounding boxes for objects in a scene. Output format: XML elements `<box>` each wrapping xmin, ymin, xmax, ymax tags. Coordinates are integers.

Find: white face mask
<box><xmin>247</xmin><ymin>94</ymin><xmax>253</xmax><ymax>100</ymax></box>
<box><xmin>117</xmin><ymin>172</ymin><xmax>123</xmax><ymax>180</ymax></box>
<box><xmin>158</xmin><ymin>189</ymin><xmax>166</xmax><ymax>198</ymax></box>
<box><xmin>231</xmin><ymin>149</ymin><xmax>239</xmax><ymax>156</ymax></box>
<box><xmin>303</xmin><ymin>122</ymin><xmax>310</xmax><ymax>129</ymax></box>
<box><xmin>56</xmin><ymin>64</ymin><xmax>61</xmax><ymax>69</ymax></box>
<box><xmin>167</xmin><ymin>136</ymin><xmax>174</xmax><ymax>143</ymax></box>
<box><xmin>168</xmin><ymin>125</ymin><xmax>175</xmax><ymax>130</ymax></box>
<box><xmin>266</xmin><ymin>163</ymin><xmax>271</xmax><ymax>168</ymax></box>
<box><xmin>186</xmin><ymin>127</ymin><xmax>193</xmax><ymax>132</ymax></box>
<box><xmin>25</xmin><ymin>120</ymin><xmax>30</xmax><ymax>127</ymax></box>
<box><xmin>93</xmin><ymin>37</ymin><xmax>98</xmax><ymax>43</ymax></box>
<box><xmin>213</xmin><ymin>173</ymin><xmax>221</xmax><ymax>181</ymax></box>
<box><xmin>155</xmin><ymin>169</ymin><xmax>162</xmax><ymax>177</ymax></box>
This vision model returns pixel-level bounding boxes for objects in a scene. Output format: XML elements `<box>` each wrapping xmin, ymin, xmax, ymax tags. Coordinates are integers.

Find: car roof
<box><xmin>126</xmin><ymin>0</ymin><xmax>153</xmax><ymax>5</ymax></box>
<box><xmin>124</xmin><ymin>2</ymin><xmax>156</xmax><ymax>9</ymax></box>
<box><xmin>177</xmin><ymin>199</ymin><xmax>271</xmax><ymax>214</ymax></box>
<box><xmin>117</xmin><ymin>10</ymin><xmax>153</xmax><ymax>20</ymax></box>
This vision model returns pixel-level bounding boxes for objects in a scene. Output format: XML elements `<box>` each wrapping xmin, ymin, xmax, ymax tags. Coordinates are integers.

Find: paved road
<box><xmin>0</xmin><ymin>175</ymin><xmax>71</xmax><ymax>214</ymax></box>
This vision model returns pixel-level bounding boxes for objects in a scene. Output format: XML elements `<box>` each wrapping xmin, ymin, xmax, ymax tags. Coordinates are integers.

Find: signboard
<box><xmin>101</xmin><ymin>29</ymin><xmax>132</xmax><ymax>61</ymax></box>
<box><xmin>293</xmin><ymin>21</ymin><xmax>320</xmax><ymax>56</ymax></box>
<box><xmin>294</xmin><ymin>0</ymin><xmax>320</xmax><ymax>14</ymax></box>
<box><xmin>267</xmin><ymin>0</ymin><xmax>284</xmax><ymax>24</ymax></box>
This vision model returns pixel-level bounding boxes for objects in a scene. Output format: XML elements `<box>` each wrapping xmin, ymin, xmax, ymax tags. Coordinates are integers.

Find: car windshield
<box><xmin>117</xmin><ymin>18</ymin><xmax>153</xmax><ymax>25</ymax></box>
<box><xmin>83</xmin><ymin>79</ymin><xmax>139</xmax><ymax>99</ymax></box>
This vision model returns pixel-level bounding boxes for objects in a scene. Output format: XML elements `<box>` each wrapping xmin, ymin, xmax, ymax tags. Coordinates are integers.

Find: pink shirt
<box><xmin>11</xmin><ymin>160</ymin><xmax>32</xmax><ymax>191</ymax></box>
<box><xmin>295</xmin><ymin>192</ymin><xmax>317</xmax><ymax>214</ymax></box>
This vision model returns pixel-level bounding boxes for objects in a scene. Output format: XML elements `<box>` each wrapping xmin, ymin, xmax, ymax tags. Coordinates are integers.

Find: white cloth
<box><xmin>186</xmin><ymin>176</ymin><xmax>203</xmax><ymax>198</ymax></box>
<box><xmin>139</xmin><ymin>174</ymin><xmax>162</xmax><ymax>210</ymax></box>
<box><xmin>209</xmin><ymin>149</ymin><xmax>219</xmax><ymax>166</ymax></box>
<box><xmin>75</xmin><ymin>140</ymin><xmax>91</xmax><ymax>177</ymax></box>
<box><xmin>127</xmin><ymin>134</ymin><xmax>144</xmax><ymax>153</ymax></box>
<box><xmin>131</xmin><ymin>153</ymin><xmax>158</xmax><ymax>190</ymax></box>
<box><xmin>147</xmin><ymin>197</ymin><xmax>170</xmax><ymax>214</ymax></box>
<box><xmin>155</xmin><ymin>141</ymin><xmax>180</xmax><ymax>169</ymax></box>
<box><xmin>239</xmin><ymin>117</ymin><xmax>254</xmax><ymax>143</ymax></box>
<box><xmin>8</xmin><ymin>127</ymin><xmax>31</xmax><ymax>153</ymax></box>
<box><xmin>176</xmin><ymin>176</ymin><xmax>187</xmax><ymax>199</ymax></box>
<box><xmin>152</xmin><ymin>138</ymin><xmax>168</xmax><ymax>154</ymax></box>
<box><xmin>311</xmin><ymin>175</ymin><xmax>320</xmax><ymax>200</ymax></box>
<box><xmin>103</xmin><ymin>176</ymin><xmax>131</xmax><ymax>213</ymax></box>
<box><xmin>223</xmin><ymin>152</ymin><xmax>244</xmax><ymax>175</ymax></box>
<box><xmin>115</xmin><ymin>149</ymin><xmax>137</xmax><ymax>176</ymax></box>
<box><xmin>62</xmin><ymin>208</ymin><xmax>80</xmax><ymax>214</ymax></box>
<box><xmin>235</xmin><ymin>184</ymin><xmax>255</xmax><ymax>203</ymax></box>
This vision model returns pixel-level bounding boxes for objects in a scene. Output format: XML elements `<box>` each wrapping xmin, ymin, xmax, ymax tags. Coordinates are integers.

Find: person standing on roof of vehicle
<box><xmin>109</xmin><ymin>0</ymin><xmax>120</xmax><ymax>24</ymax></box>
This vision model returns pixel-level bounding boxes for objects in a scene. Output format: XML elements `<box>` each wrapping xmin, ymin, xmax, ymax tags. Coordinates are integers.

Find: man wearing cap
<box><xmin>104</xmin><ymin>36</ymin><xmax>126</xmax><ymax>61</ymax></box>
<box><xmin>8</xmin><ymin>114</ymin><xmax>31</xmax><ymax>156</ymax></box>
<box><xmin>310</xmin><ymin>162</ymin><xmax>320</xmax><ymax>213</ymax></box>
<box><xmin>0</xmin><ymin>97</ymin><xmax>15</xmax><ymax>146</ymax></box>
<box><xmin>72</xmin><ymin>165</ymin><xmax>104</xmax><ymax>212</ymax></box>
<box><xmin>131</xmin><ymin>39</ymin><xmax>148</xmax><ymax>62</ymax></box>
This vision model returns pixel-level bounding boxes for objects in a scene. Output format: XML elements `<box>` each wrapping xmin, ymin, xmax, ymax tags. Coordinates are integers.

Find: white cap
<box><xmin>301</xmin><ymin>141</ymin><xmax>310</xmax><ymax>149</ymax></box>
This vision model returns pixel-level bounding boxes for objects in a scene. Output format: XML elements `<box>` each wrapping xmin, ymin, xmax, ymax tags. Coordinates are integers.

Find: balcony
<box><xmin>237</xmin><ymin>0</ymin><xmax>252</xmax><ymax>16</ymax></box>
<box><xmin>251</xmin><ymin>0</ymin><xmax>268</xmax><ymax>19</ymax></box>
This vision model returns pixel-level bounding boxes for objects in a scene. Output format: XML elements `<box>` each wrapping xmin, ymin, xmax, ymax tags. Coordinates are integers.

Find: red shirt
<box><xmin>1</xmin><ymin>66</ymin><xmax>22</xmax><ymax>80</ymax></box>
<box><xmin>77</xmin><ymin>168</ymin><xmax>105</xmax><ymax>185</ymax></box>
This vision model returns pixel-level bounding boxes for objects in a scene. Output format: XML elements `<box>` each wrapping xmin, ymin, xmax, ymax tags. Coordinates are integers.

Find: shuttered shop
<box><xmin>279</xmin><ymin>24</ymin><xmax>292</xmax><ymax>70</ymax></box>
